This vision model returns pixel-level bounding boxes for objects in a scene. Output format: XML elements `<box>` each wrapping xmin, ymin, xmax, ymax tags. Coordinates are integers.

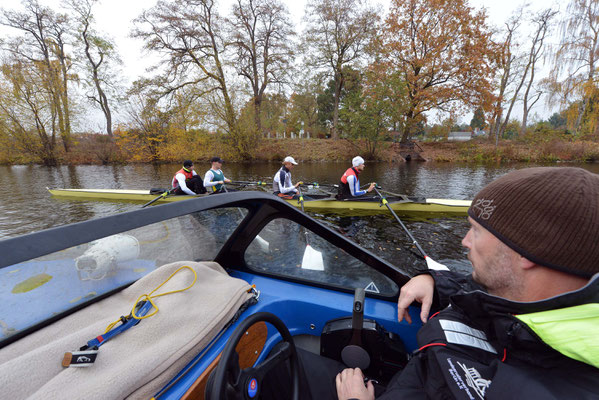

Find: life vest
<box><xmin>172</xmin><ymin>168</ymin><xmax>194</xmax><ymax>189</ymax></box>
<box><xmin>273</xmin><ymin>166</ymin><xmax>291</xmax><ymax>193</ymax></box>
<box><xmin>208</xmin><ymin>169</ymin><xmax>225</xmax><ymax>192</ymax></box>
<box><xmin>337</xmin><ymin>167</ymin><xmax>360</xmax><ymax>199</ymax></box>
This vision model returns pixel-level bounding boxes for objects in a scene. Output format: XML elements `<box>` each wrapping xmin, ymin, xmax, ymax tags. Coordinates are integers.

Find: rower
<box><xmin>336</xmin><ymin>156</ymin><xmax>376</xmax><ymax>200</ymax></box>
<box><xmin>273</xmin><ymin>156</ymin><xmax>302</xmax><ymax>200</ymax></box>
<box><xmin>172</xmin><ymin>160</ymin><xmax>206</xmax><ymax>195</ymax></box>
<box><xmin>203</xmin><ymin>157</ymin><xmax>232</xmax><ymax>194</ymax></box>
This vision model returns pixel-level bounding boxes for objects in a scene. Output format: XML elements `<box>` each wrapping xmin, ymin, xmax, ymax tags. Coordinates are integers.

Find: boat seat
<box><xmin>0</xmin><ymin>261</ymin><xmax>253</xmax><ymax>400</ymax></box>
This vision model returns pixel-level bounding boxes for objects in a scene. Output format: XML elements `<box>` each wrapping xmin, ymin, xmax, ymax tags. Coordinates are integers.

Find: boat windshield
<box><xmin>245</xmin><ymin>218</ymin><xmax>399</xmax><ymax>297</ymax></box>
<box><xmin>0</xmin><ymin>208</ymin><xmax>246</xmax><ymax>343</ymax></box>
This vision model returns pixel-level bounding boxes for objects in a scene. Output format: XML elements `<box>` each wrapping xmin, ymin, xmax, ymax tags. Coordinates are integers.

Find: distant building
<box><xmin>473</xmin><ymin>128</ymin><xmax>488</xmax><ymax>137</ymax></box>
<box><xmin>448</xmin><ymin>131</ymin><xmax>472</xmax><ymax>141</ymax></box>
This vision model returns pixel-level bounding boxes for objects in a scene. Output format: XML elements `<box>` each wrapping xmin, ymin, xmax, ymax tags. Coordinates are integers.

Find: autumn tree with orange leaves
<box><xmin>381</xmin><ymin>0</ymin><xmax>497</xmax><ymax>143</ymax></box>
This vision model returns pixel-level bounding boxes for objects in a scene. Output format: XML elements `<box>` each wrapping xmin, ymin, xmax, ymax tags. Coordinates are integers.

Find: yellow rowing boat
<box><xmin>47</xmin><ymin>188</ymin><xmax>471</xmax><ymax>215</ymax></box>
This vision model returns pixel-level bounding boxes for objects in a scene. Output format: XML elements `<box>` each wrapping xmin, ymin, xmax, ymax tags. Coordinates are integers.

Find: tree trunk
<box><xmin>574</xmin><ymin>99</ymin><xmax>587</xmax><ymax>133</ymax></box>
<box><xmin>254</xmin><ymin>97</ymin><xmax>262</xmax><ymax>136</ymax></box>
<box><xmin>59</xmin><ymin>64</ymin><xmax>72</xmax><ymax>152</ymax></box>
<box><xmin>400</xmin><ymin>107</ymin><xmax>415</xmax><ymax>143</ymax></box>
<box><xmin>521</xmin><ymin>106</ymin><xmax>529</xmax><ymax>137</ymax></box>
<box><xmin>332</xmin><ymin>78</ymin><xmax>342</xmax><ymax>140</ymax></box>
<box><xmin>94</xmin><ymin>72</ymin><xmax>113</xmax><ymax>136</ymax></box>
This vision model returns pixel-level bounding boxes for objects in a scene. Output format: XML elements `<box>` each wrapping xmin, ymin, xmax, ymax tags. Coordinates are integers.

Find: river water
<box><xmin>2</xmin><ymin>162</ymin><xmax>598</xmax><ymax>276</ymax></box>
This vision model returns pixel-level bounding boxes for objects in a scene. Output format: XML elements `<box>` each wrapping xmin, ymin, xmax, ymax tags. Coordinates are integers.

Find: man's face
<box><xmin>213</xmin><ymin>161</ymin><xmax>222</xmax><ymax>169</ymax></box>
<box><xmin>356</xmin><ymin>163</ymin><xmax>365</xmax><ymax>172</ymax></box>
<box><xmin>284</xmin><ymin>162</ymin><xmax>294</xmax><ymax>169</ymax></box>
<box><xmin>462</xmin><ymin>217</ymin><xmax>520</xmax><ymax>296</ymax></box>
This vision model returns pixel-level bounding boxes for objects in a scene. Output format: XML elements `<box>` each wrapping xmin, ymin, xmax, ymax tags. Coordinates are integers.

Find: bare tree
<box><xmin>133</xmin><ymin>0</ymin><xmax>260</xmax><ymax>158</ymax></box>
<box><xmin>0</xmin><ymin>59</ymin><xmax>59</xmax><ymax>165</ymax></box>
<box><xmin>229</xmin><ymin>0</ymin><xmax>295</xmax><ymax>136</ymax></box>
<box><xmin>552</xmin><ymin>0</ymin><xmax>599</xmax><ymax>133</ymax></box>
<box><xmin>303</xmin><ymin>0</ymin><xmax>379</xmax><ymax>139</ymax></box>
<box><xmin>133</xmin><ymin>1</ymin><xmax>233</xmax><ymax>132</ymax></box>
<box><xmin>489</xmin><ymin>9</ymin><xmax>535</xmax><ymax>145</ymax></box>
<box><xmin>69</xmin><ymin>0</ymin><xmax>120</xmax><ymax>136</ymax></box>
<box><xmin>520</xmin><ymin>9</ymin><xmax>556</xmax><ymax>136</ymax></box>
<box><xmin>489</xmin><ymin>19</ymin><xmax>518</xmax><ymax>145</ymax></box>
<box><xmin>1</xmin><ymin>0</ymin><xmax>74</xmax><ymax>152</ymax></box>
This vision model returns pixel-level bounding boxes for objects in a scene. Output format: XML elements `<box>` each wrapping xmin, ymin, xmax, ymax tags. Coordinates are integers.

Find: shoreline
<box><xmin>2</xmin><ymin>137</ymin><xmax>599</xmax><ymax>165</ymax></box>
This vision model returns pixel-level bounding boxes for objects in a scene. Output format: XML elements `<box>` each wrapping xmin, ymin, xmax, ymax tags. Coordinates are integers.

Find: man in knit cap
<box><xmin>268</xmin><ymin>167</ymin><xmax>598</xmax><ymax>400</ymax></box>
<box><xmin>334</xmin><ymin>167</ymin><xmax>599</xmax><ymax>399</ymax></box>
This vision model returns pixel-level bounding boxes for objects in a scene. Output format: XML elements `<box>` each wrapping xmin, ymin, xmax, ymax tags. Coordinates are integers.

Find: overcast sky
<box><xmin>81</xmin><ymin>0</ymin><xmax>560</xmax><ymax>83</ymax></box>
<box><xmin>4</xmin><ymin>0</ymin><xmax>563</xmax><ymax>128</ymax></box>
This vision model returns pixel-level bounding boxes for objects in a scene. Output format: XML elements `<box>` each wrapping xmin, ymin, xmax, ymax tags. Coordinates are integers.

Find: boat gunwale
<box><xmin>47</xmin><ymin>188</ymin><xmax>471</xmax><ymax>211</ymax></box>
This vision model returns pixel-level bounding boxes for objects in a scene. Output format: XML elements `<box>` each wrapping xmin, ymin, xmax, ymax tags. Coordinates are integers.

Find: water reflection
<box><xmin>1</xmin><ymin>162</ymin><xmax>598</xmax><ymax>276</ymax></box>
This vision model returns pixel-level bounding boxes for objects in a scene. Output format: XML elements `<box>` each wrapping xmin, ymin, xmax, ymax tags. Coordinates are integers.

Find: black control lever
<box><xmin>341</xmin><ymin>288</ymin><xmax>370</xmax><ymax>370</ymax></box>
<box><xmin>351</xmin><ymin>288</ymin><xmax>365</xmax><ymax>345</ymax></box>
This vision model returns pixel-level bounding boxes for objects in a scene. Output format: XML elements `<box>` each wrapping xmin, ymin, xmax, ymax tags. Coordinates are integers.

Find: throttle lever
<box><xmin>341</xmin><ymin>288</ymin><xmax>370</xmax><ymax>370</ymax></box>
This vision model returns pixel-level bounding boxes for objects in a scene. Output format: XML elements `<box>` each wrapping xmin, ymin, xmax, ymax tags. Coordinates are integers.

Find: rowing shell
<box><xmin>47</xmin><ymin>188</ymin><xmax>471</xmax><ymax>215</ymax></box>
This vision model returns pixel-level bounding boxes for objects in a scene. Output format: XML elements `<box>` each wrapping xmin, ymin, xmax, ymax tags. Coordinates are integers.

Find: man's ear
<box><xmin>518</xmin><ymin>255</ymin><xmax>536</xmax><ymax>270</ymax></box>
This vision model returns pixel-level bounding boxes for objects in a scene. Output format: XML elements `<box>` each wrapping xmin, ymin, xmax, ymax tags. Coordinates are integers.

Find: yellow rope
<box><xmin>104</xmin><ymin>266</ymin><xmax>197</xmax><ymax>333</ymax></box>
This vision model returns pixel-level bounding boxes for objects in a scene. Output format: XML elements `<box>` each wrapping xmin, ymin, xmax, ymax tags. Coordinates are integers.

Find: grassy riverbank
<box><xmin>2</xmin><ymin>134</ymin><xmax>599</xmax><ymax>165</ymax></box>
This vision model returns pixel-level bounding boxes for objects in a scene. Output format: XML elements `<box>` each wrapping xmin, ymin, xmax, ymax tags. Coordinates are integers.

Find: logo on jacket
<box><xmin>457</xmin><ymin>361</ymin><xmax>491</xmax><ymax>399</ymax></box>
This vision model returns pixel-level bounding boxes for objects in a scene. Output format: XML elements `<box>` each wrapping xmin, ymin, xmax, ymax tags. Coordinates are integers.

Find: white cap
<box><xmin>283</xmin><ymin>156</ymin><xmax>298</xmax><ymax>165</ymax></box>
<box><xmin>352</xmin><ymin>156</ymin><xmax>365</xmax><ymax>167</ymax></box>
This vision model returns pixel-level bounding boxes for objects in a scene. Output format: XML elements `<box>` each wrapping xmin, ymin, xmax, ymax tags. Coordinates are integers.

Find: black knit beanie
<box><xmin>468</xmin><ymin>167</ymin><xmax>599</xmax><ymax>278</ymax></box>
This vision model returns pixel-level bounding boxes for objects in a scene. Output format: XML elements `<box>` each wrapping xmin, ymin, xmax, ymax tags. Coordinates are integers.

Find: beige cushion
<box><xmin>0</xmin><ymin>261</ymin><xmax>252</xmax><ymax>399</ymax></box>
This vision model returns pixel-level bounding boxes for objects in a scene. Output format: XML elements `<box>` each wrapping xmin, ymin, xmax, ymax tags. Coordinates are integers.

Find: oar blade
<box><xmin>424</xmin><ymin>256</ymin><xmax>449</xmax><ymax>271</ymax></box>
<box><xmin>255</xmin><ymin>235</ymin><xmax>270</xmax><ymax>252</ymax></box>
<box><xmin>301</xmin><ymin>244</ymin><xmax>324</xmax><ymax>271</ymax></box>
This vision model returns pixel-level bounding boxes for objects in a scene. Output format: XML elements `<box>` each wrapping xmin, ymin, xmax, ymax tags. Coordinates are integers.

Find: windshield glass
<box><xmin>0</xmin><ymin>208</ymin><xmax>246</xmax><ymax>343</ymax></box>
<box><xmin>245</xmin><ymin>218</ymin><xmax>398</xmax><ymax>297</ymax></box>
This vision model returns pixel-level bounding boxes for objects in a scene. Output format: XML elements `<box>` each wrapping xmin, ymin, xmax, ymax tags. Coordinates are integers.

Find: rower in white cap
<box><xmin>336</xmin><ymin>156</ymin><xmax>376</xmax><ymax>200</ymax></box>
<box><xmin>273</xmin><ymin>156</ymin><xmax>303</xmax><ymax>200</ymax></box>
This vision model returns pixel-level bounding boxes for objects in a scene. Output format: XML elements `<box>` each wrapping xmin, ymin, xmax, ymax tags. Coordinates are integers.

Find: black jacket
<box><xmin>380</xmin><ymin>270</ymin><xmax>599</xmax><ymax>399</ymax></box>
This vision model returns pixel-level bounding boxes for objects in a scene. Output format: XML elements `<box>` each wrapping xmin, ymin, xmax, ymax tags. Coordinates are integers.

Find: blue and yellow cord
<box><xmin>104</xmin><ymin>266</ymin><xmax>197</xmax><ymax>333</ymax></box>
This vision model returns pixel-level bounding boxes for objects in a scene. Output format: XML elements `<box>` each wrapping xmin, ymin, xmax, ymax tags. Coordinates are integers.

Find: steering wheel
<box><xmin>206</xmin><ymin>312</ymin><xmax>300</xmax><ymax>400</ymax></box>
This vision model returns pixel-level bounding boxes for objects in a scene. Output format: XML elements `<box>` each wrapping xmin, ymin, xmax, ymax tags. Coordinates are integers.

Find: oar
<box><xmin>222</xmin><ymin>184</ymin><xmax>270</xmax><ymax>252</ymax></box>
<box><xmin>141</xmin><ymin>188</ymin><xmax>175</xmax><ymax>208</ymax></box>
<box><xmin>230</xmin><ymin>181</ymin><xmax>268</xmax><ymax>186</ymax></box>
<box><xmin>297</xmin><ymin>187</ymin><xmax>325</xmax><ymax>271</ymax></box>
<box><xmin>372</xmin><ymin>186</ymin><xmax>448</xmax><ymax>271</ymax></box>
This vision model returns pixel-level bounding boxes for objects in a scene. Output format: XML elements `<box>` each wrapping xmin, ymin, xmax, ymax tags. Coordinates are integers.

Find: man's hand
<box><xmin>225</xmin><ymin>178</ymin><xmax>231</xmax><ymax>183</ymax></box>
<box><xmin>367</xmin><ymin>182</ymin><xmax>376</xmax><ymax>192</ymax></box>
<box><xmin>336</xmin><ymin>368</ymin><xmax>375</xmax><ymax>400</ymax></box>
<box><xmin>295</xmin><ymin>181</ymin><xmax>303</xmax><ymax>187</ymax></box>
<box><xmin>218</xmin><ymin>180</ymin><xmax>224</xmax><ymax>185</ymax></box>
<box><xmin>397</xmin><ymin>274</ymin><xmax>435</xmax><ymax>324</ymax></box>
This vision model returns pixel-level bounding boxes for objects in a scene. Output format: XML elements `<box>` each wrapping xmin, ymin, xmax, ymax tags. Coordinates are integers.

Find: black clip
<box><xmin>62</xmin><ymin>349</ymin><xmax>99</xmax><ymax>368</ymax></box>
